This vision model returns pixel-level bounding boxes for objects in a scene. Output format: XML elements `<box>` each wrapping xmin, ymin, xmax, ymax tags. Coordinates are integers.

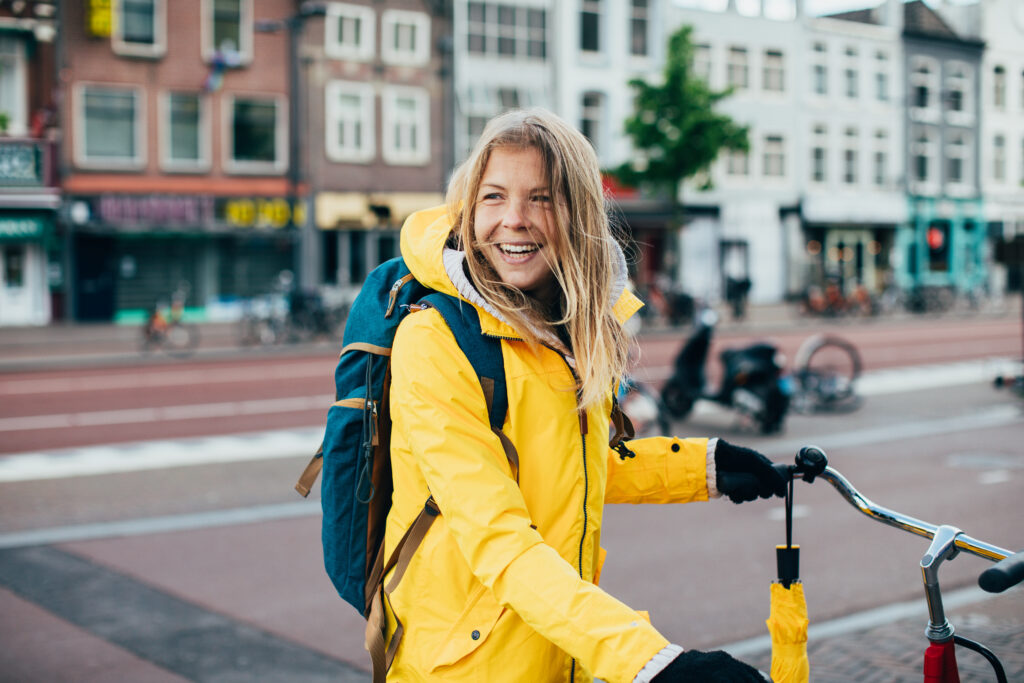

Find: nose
<box><xmin>501</xmin><ymin>198</ymin><xmax>529</xmax><ymax>229</ymax></box>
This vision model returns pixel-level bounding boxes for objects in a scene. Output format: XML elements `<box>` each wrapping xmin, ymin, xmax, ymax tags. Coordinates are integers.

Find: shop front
<box><xmin>67</xmin><ymin>194</ymin><xmax>301</xmax><ymax>322</ymax></box>
<box><xmin>897</xmin><ymin>196</ymin><xmax>986</xmax><ymax>295</ymax></box>
<box><xmin>0</xmin><ymin>211</ymin><xmax>52</xmax><ymax>325</ymax></box>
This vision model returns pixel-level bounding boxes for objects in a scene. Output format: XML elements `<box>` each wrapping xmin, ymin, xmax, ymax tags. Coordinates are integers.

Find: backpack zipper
<box><xmin>385</xmin><ymin>274</ymin><xmax>416</xmax><ymax>318</ymax></box>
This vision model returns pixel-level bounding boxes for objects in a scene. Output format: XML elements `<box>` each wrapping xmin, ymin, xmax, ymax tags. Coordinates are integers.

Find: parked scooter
<box><xmin>659</xmin><ymin>307</ymin><xmax>790</xmax><ymax>433</ymax></box>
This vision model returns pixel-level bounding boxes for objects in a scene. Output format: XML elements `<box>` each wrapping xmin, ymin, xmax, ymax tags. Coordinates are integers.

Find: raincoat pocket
<box><xmin>430</xmin><ymin>583</ymin><xmax>506</xmax><ymax>671</ymax></box>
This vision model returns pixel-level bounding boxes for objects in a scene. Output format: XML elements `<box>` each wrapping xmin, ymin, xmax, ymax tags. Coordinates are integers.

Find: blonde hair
<box><xmin>446</xmin><ymin>108</ymin><xmax>630</xmax><ymax>410</ymax></box>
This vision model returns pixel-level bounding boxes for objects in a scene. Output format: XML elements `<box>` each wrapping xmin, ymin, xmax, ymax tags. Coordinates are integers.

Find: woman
<box><xmin>384</xmin><ymin>109</ymin><xmax>783</xmax><ymax>682</ymax></box>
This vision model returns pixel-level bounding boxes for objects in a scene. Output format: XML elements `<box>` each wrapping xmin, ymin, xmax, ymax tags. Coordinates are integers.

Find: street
<box><xmin>1</xmin><ymin>310</ymin><xmax>1023</xmax><ymax>681</ymax></box>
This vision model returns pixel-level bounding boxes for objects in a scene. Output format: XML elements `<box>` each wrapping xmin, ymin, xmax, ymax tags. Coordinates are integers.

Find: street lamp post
<box><xmin>256</xmin><ymin>1</ymin><xmax>326</xmax><ymax>291</ymax></box>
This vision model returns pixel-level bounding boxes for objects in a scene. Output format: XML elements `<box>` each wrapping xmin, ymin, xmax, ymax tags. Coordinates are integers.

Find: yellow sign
<box><xmin>223</xmin><ymin>198</ymin><xmax>304</xmax><ymax>229</ymax></box>
<box><xmin>88</xmin><ymin>0</ymin><xmax>112</xmax><ymax>38</ymax></box>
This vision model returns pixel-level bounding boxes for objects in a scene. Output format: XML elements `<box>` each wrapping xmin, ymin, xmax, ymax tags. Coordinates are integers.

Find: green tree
<box><xmin>610</xmin><ymin>25</ymin><xmax>748</xmax><ymax>202</ymax></box>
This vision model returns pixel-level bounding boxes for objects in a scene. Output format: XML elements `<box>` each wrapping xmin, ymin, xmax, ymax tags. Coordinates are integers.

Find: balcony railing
<box><xmin>0</xmin><ymin>138</ymin><xmax>57</xmax><ymax>189</ymax></box>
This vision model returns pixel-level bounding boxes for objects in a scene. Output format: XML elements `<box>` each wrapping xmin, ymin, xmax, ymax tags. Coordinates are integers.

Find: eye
<box><xmin>480</xmin><ymin>192</ymin><xmax>503</xmax><ymax>202</ymax></box>
<box><xmin>531</xmin><ymin>194</ymin><xmax>552</xmax><ymax>203</ymax></box>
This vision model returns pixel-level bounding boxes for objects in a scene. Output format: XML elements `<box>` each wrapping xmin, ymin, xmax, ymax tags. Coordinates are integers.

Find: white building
<box><xmin>975</xmin><ymin>0</ymin><xmax>1024</xmax><ymax>292</ymax></box>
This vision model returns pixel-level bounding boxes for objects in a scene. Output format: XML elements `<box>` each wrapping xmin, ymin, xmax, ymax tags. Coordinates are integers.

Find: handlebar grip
<box><xmin>978</xmin><ymin>550</ymin><xmax>1024</xmax><ymax>593</ymax></box>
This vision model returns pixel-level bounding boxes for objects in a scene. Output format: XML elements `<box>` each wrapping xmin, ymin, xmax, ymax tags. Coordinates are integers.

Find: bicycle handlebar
<box><xmin>783</xmin><ymin>446</ymin><xmax>1021</xmax><ymax>592</ymax></box>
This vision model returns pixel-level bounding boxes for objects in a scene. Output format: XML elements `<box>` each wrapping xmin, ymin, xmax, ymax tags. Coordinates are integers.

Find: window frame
<box><xmin>992</xmin><ymin>134</ymin><xmax>1006</xmax><ymax>183</ymax></box>
<box><xmin>763</xmin><ymin>49</ymin><xmax>784</xmax><ymax>93</ymax></box>
<box><xmin>910</xmin><ymin>125</ymin><xmax>938</xmax><ymax>194</ymax></box>
<box><xmin>873</xmin><ymin>130</ymin><xmax>888</xmax><ymax>187</ymax></box>
<box><xmin>727</xmin><ymin>46</ymin><xmax>749</xmax><ymax>91</ymax></box>
<box><xmin>325</xmin><ymin>3</ymin><xmax>376</xmax><ymax>62</ymax></box>
<box><xmin>810</xmin><ymin>43</ymin><xmax>827</xmax><ymax>96</ymax></box>
<box><xmin>380</xmin><ymin>9</ymin><xmax>429</xmax><ymax>67</ymax></box>
<box><xmin>629</xmin><ymin>0</ymin><xmax>649</xmax><ymax>58</ymax></box>
<box><xmin>325</xmin><ymin>80</ymin><xmax>376</xmax><ymax>164</ymax></box>
<box><xmin>201</xmin><ymin>0</ymin><xmax>253</xmax><ymax>66</ymax></box>
<box><xmin>112</xmin><ymin>0</ymin><xmax>167</xmax><ymax>58</ymax></box>
<box><xmin>74</xmin><ymin>83</ymin><xmax>147</xmax><ymax>170</ymax></box>
<box><xmin>843</xmin><ymin>127</ymin><xmax>859</xmax><ymax>185</ymax></box>
<box><xmin>944</xmin><ymin>130</ymin><xmax>971</xmax><ymax>193</ymax></box>
<box><xmin>910</xmin><ymin>56</ymin><xmax>940</xmax><ymax>121</ymax></box>
<box><xmin>763</xmin><ymin>134</ymin><xmax>785</xmax><ymax>178</ymax></box>
<box><xmin>159</xmin><ymin>90</ymin><xmax>210</xmax><ymax>173</ymax></box>
<box><xmin>0</xmin><ymin>35</ymin><xmax>27</xmax><ymax>136</ymax></box>
<box><xmin>381</xmin><ymin>85</ymin><xmax>430</xmax><ymax>166</ymax></box>
<box><xmin>580</xmin><ymin>0</ymin><xmax>602</xmax><ymax>54</ymax></box>
<box><xmin>874</xmin><ymin>51</ymin><xmax>889</xmax><ymax>102</ymax></box>
<box><xmin>223</xmin><ymin>93</ymin><xmax>287</xmax><ymax>175</ymax></box>
<box><xmin>580</xmin><ymin>91</ymin><xmax>604</xmax><ymax>156</ymax></box>
<box><xmin>811</xmin><ymin>124</ymin><xmax>827</xmax><ymax>184</ymax></box>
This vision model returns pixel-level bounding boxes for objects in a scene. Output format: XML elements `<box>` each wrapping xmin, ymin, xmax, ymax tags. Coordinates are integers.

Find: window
<box><xmin>0</xmin><ymin>36</ymin><xmax>25</xmax><ymax>136</ymax></box>
<box><xmin>113</xmin><ymin>0</ymin><xmax>165</xmax><ymax>57</ymax></box>
<box><xmin>227</xmin><ymin>95</ymin><xmax>284</xmax><ymax>173</ymax></box>
<box><xmin>727</xmin><ymin>47</ymin><xmax>748</xmax><ymax>90</ymax></box>
<box><xmin>873</xmin><ymin>130</ymin><xmax>887</xmax><ymax>187</ymax></box>
<box><xmin>326</xmin><ymin>3</ymin><xmax>374</xmax><ymax>62</ymax></box>
<box><xmin>811</xmin><ymin>125</ymin><xmax>827</xmax><ymax>183</ymax></box>
<box><xmin>993</xmin><ymin>65</ymin><xmax>1006</xmax><ymax>109</ymax></box>
<box><xmin>993</xmin><ymin>134</ymin><xmax>1006</xmax><ymax>182</ymax></box>
<box><xmin>467</xmin><ymin>3</ymin><xmax>546</xmax><ymax>61</ymax></box>
<box><xmin>580</xmin><ymin>0</ymin><xmax>601</xmax><ymax>53</ymax></box>
<box><xmin>692</xmin><ymin>43</ymin><xmax>711</xmax><ymax>83</ymax></box>
<box><xmin>725</xmin><ymin>148</ymin><xmax>749</xmax><ymax>176</ymax></box>
<box><xmin>912</xmin><ymin>127</ymin><xmax>935</xmax><ymax>185</ymax></box>
<box><xmin>382</xmin><ymin>86</ymin><xmax>429</xmax><ymax>165</ymax></box>
<box><xmin>162</xmin><ymin>92</ymin><xmax>208</xmax><ymax>170</ymax></box>
<box><xmin>946</xmin><ymin>131</ymin><xmax>969</xmax><ymax>186</ymax></box>
<box><xmin>381</xmin><ymin>10</ymin><xmax>429</xmax><ymax>66</ymax></box>
<box><xmin>875</xmin><ymin>51</ymin><xmax>889</xmax><ymax>101</ymax></box>
<box><xmin>844</xmin><ymin>46</ymin><xmax>858</xmax><ymax>98</ymax></box>
<box><xmin>630</xmin><ymin>0</ymin><xmax>649</xmax><ymax>57</ymax></box>
<box><xmin>204</xmin><ymin>0</ymin><xmax>251</xmax><ymax>63</ymax></box>
<box><xmin>3</xmin><ymin>246</ymin><xmax>24</xmax><ymax>288</ymax></box>
<box><xmin>911</xmin><ymin>58</ymin><xmax>938</xmax><ymax>110</ymax></box>
<box><xmin>945</xmin><ymin>62</ymin><xmax>970</xmax><ymax>115</ymax></box>
<box><xmin>763</xmin><ymin>135</ymin><xmax>784</xmax><ymax>177</ymax></box>
<box><xmin>811</xmin><ymin>42</ymin><xmax>826</xmax><ymax>95</ymax></box>
<box><xmin>326</xmin><ymin>81</ymin><xmax>375</xmax><ymax>163</ymax></box>
<box><xmin>580</xmin><ymin>92</ymin><xmax>603</xmax><ymax>153</ymax></box>
<box><xmin>77</xmin><ymin>85</ymin><xmax>144</xmax><ymax>167</ymax></box>
<box><xmin>843</xmin><ymin>127</ymin><xmax>858</xmax><ymax>184</ymax></box>
<box><xmin>763</xmin><ymin>50</ymin><xmax>784</xmax><ymax>92</ymax></box>
<box><xmin>1021</xmin><ymin>71</ymin><xmax>1024</xmax><ymax>111</ymax></box>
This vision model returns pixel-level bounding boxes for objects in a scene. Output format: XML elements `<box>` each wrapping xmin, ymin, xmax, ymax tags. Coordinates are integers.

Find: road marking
<box><xmin>0</xmin><ymin>394</ymin><xmax>331</xmax><ymax>432</ymax></box>
<box><xmin>0</xmin><ymin>360</ymin><xmax>331</xmax><ymax>395</ymax></box>
<box><xmin>979</xmin><ymin>470</ymin><xmax>1012</xmax><ymax>485</ymax></box>
<box><xmin>0</xmin><ymin>427</ymin><xmax>321</xmax><ymax>482</ymax></box>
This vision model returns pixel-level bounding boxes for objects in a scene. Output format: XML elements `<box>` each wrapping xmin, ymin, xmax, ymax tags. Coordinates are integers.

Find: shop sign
<box><xmin>0</xmin><ymin>216</ymin><xmax>45</xmax><ymax>241</ymax></box>
<box><xmin>0</xmin><ymin>141</ymin><xmax>43</xmax><ymax>187</ymax></box>
<box><xmin>87</xmin><ymin>0</ymin><xmax>112</xmax><ymax>37</ymax></box>
<box><xmin>76</xmin><ymin>195</ymin><xmax>303</xmax><ymax>232</ymax></box>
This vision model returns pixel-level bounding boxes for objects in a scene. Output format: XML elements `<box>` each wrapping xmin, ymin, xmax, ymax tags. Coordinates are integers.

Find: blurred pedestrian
<box><xmin>360</xmin><ymin>108</ymin><xmax>785</xmax><ymax>681</ymax></box>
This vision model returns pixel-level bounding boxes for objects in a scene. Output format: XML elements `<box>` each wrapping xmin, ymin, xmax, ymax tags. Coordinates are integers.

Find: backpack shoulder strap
<box><xmin>419</xmin><ymin>293</ymin><xmax>507</xmax><ymax>432</ymax></box>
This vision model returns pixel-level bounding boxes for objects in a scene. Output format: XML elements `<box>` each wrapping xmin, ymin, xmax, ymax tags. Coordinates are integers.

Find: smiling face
<box><xmin>472</xmin><ymin>146</ymin><xmax>561</xmax><ymax>306</ymax></box>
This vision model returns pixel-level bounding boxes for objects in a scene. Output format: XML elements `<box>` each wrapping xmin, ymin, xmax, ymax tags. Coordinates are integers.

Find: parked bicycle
<box><xmin>775</xmin><ymin>446</ymin><xmax>1023</xmax><ymax>683</ymax></box>
<box><xmin>141</xmin><ymin>284</ymin><xmax>199</xmax><ymax>358</ymax></box>
<box><xmin>787</xmin><ymin>333</ymin><xmax>862</xmax><ymax>414</ymax></box>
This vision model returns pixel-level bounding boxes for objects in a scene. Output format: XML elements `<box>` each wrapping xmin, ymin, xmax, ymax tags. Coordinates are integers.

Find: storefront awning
<box><xmin>316</xmin><ymin>192</ymin><xmax>445</xmax><ymax>230</ymax></box>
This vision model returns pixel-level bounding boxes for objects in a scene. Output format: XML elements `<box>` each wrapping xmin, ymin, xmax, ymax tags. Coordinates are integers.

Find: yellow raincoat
<box><xmin>383</xmin><ymin>207</ymin><xmax>715</xmax><ymax>682</ymax></box>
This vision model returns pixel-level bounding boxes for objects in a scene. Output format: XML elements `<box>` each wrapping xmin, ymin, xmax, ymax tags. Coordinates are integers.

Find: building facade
<box><xmin>308</xmin><ymin>0</ymin><xmax>451</xmax><ymax>290</ymax></box>
<box><xmin>60</xmin><ymin>0</ymin><xmax>303</xmax><ymax>322</ymax></box>
<box><xmin>0</xmin><ymin>1</ymin><xmax>57</xmax><ymax>326</ymax></box>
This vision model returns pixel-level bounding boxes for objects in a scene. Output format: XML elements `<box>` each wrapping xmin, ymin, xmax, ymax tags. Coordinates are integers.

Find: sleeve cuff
<box><xmin>706</xmin><ymin>437</ymin><xmax>721</xmax><ymax>498</ymax></box>
<box><xmin>633</xmin><ymin>644</ymin><xmax>684</xmax><ymax>683</ymax></box>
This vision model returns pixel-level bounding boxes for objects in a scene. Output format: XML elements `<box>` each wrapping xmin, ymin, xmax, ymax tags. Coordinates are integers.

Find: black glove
<box><xmin>651</xmin><ymin>649</ymin><xmax>766</xmax><ymax>682</ymax></box>
<box><xmin>715</xmin><ymin>439</ymin><xmax>786</xmax><ymax>503</ymax></box>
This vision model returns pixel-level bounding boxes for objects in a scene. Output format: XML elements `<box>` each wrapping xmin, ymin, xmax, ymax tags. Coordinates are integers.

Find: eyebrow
<box><xmin>479</xmin><ymin>183</ymin><xmax>550</xmax><ymax>193</ymax></box>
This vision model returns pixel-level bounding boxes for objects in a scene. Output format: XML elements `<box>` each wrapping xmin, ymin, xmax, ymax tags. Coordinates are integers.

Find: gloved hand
<box><xmin>714</xmin><ymin>439</ymin><xmax>787</xmax><ymax>503</ymax></box>
<box><xmin>651</xmin><ymin>649</ymin><xmax>767</xmax><ymax>682</ymax></box>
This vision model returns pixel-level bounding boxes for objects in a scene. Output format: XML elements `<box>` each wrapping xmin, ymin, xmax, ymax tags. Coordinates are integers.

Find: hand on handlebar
<box><xmin>651</xmin><ymin>649</ymin><xmax>767</xmax><ymax>682</ymax></box>
<box><xmin>714</xmin><ymin>440</ymin><xmax>787</xmax><ymax>504</ymax></box>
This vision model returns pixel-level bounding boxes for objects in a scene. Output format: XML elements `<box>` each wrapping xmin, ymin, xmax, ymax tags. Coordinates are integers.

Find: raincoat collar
<box><xmin>399</xmin><ymin>205</ymin><xmax>642</xmax><ymax>342</ymax></box>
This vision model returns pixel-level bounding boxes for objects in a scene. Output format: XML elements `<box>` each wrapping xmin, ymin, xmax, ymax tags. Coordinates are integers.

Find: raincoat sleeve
<box><xmin>391</xmin><ymin>311</ymin><xmax>669</xmax><ymax>683</ymax></box>
<box><xmin>604</xmin><ymin>436</ymin><xmax>714</xmax><ymax>504</ymax></box>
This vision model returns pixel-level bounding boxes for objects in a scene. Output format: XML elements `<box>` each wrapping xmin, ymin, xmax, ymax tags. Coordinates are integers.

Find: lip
<box><xmin>494</xmin><ymin>242</ymin><xmax>542</xmax><ymax>262</ymax></box>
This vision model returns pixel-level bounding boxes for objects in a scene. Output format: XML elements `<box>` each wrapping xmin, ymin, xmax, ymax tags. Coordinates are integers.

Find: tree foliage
<box><xmin>611</xmin><ymin>25</ymin><xmax>749</xmax><ymax>199</ymax></box>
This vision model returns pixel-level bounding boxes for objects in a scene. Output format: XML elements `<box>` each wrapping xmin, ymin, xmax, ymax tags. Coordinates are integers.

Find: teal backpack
<box><xmin>295</xmin><ymin>257</ymin><xmax>515</xmax><ymax>677</ymax></box>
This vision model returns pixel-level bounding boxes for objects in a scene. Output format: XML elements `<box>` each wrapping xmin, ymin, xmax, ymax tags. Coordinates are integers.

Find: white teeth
<box><xmin>499</xmin><ymin>244</ymin><xmax>539</xmax><ymax>254</ymax></box>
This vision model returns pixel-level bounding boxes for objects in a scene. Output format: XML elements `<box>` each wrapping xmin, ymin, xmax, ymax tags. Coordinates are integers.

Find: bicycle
<box><xmin>788</xmin><ymin>333</ymin><xmax>862</xmax><ymax>414</ymax></box>
<box><xmin>774</xmin><ymin>446</ymin><xmax>1024</xmax><ymax>683</ymax></box>
<box><xmin>141</xmin><ymin>285</ymin><xmax>199</xmax><ymax>358</ymax></box>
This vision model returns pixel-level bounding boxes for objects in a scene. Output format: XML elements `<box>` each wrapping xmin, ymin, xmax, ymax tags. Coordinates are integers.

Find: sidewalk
<box><xmin>2</xmin><ymin>297</ymin><xmax>1019</xmax><ymax>372</ymax></box>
